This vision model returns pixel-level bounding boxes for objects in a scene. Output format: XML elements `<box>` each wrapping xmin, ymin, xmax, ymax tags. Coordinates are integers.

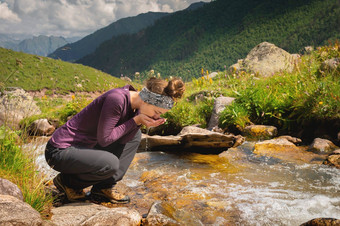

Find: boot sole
<box><xmin>91</xmin><ymin>191</ymin><xmax>130</xmax><ymax>204</ymax></box>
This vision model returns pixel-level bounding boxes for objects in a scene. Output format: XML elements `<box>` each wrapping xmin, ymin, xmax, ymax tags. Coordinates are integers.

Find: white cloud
<box><xmin>0</xmin><ymin>2</ymin><xmax>21</xmax><ymax>22</ymax></box>
<box><xmin>0</xmin><ymin>0</ymin><xmax>209</xmax><ymax>39</ymax></box>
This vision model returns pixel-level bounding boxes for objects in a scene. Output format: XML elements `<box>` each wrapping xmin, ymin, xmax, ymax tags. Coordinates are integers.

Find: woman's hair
<box><xmin>146</xmin><ymin>77</ymin><xmax>185</xmax><ymax>100</ymax></box>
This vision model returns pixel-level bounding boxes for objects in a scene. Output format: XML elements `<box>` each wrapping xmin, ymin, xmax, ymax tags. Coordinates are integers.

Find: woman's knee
<box><xmin>94</xmin><ymin>153</ymin><xmax>120</xmax><ymax>177</ymax></box>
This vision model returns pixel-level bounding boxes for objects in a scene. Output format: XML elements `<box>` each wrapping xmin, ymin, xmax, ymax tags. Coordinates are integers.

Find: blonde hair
<box><xmin>146</xmin><ymin>77</ymin><xmax>185</xmax><ymax>100</ymax></box>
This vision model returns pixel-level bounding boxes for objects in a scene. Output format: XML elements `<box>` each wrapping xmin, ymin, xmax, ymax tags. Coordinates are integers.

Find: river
<box><xmin>32</xmin><ymin>139</ymin><xmax>340</xmax><ymax>225</ymax></box>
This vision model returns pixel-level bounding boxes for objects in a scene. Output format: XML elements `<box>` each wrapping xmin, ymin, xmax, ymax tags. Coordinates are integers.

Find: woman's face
<box><xmin>139</xmin><ymin>102</ymin><xmax>169</xmax><ymax>119</ymax></box>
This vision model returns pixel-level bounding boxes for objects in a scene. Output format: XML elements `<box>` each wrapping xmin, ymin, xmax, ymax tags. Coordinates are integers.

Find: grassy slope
<box><xmin>0</xmin><ymin>47</ymin><xmax>139</xmax><ymax>94</ymax></box>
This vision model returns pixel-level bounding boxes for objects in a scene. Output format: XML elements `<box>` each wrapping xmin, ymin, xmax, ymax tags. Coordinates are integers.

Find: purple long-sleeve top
<box><xmin>49</xmin><ymin>85</ymin><xmax>139</xmax><ymax>149</ymax></box>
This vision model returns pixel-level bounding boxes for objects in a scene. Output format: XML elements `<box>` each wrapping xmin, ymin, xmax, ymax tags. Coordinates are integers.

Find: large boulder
<box><xmin>0</xmin><ymin>195</ymin><xmax>44</xmax><ymax>225</ymax></box>
<box><xmin>0</xmin><ymin>87</ymin><xmax>41</xmax><ymax>129</ymax></box>
<box><xmin>242</xmin><ymin>42</ymin><xmax>296</xmax><ymax>77</ymax></box>
<box><xmin>207</xmin><ymin>97</ymin><xmax>235</xmax><ymax>130</ymax></box>
<box><xmin>0</xmin><ymin>178</ymin><xmax>24</xmax><ymax>201</ymax></box>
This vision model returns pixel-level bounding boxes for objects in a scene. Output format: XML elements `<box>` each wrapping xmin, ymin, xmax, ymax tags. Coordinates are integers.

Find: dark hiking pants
<box><xmin>45</xmin><ymin>130</ymin><xmax>141</xmax><ymax>190</ymax></box>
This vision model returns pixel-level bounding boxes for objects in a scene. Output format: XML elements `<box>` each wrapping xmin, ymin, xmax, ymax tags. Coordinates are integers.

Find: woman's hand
<box><xmin>133</xmin><ymin>114</ymin><xmax>166</xmax><ymax>128</ymax></box>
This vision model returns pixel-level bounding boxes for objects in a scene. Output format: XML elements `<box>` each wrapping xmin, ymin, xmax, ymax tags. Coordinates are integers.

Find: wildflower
<box><xmin>319</xmin><ymin>101</ymin><xmax>323</xmax><ymax>105</ymax></box>
<box><xmin>266</xmin><ymin>85</ymin><xmax>269</xmax><ymax>89</ymax></box>
<box><xmin>209</xmin><ymin>78</ymin><xmax>213</xmax><ymax>84</ymax></box>
<box><xmin>71</xmin><ymin>95</ymin><xmax>75</xmax><ymax>100</ymax></box>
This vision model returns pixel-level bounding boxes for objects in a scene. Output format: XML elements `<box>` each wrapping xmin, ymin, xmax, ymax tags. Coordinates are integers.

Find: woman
<box><xmin>45</xmin><ymin>77</ymin><xmax>185</xmax><ymax>203</ymax></box>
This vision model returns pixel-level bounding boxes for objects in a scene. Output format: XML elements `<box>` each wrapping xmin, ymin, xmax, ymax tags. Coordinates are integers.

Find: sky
<box><xmin>0</xmin><ymin>0</ymin><xmax>210</xmax><ymax>40</ymax></box>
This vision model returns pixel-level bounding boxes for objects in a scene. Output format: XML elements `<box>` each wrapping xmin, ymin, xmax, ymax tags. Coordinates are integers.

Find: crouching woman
<box><xmin>45</xmin><ymin>77</ymin><xmax>185</xmax><ymax>203</ymax></box>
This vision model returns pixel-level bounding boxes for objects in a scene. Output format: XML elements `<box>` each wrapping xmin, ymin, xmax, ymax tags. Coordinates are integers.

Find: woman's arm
<box><xmin>96</xmin><ymin>93</ymin><xmax>138</xmax><ymax>147</ymax></box>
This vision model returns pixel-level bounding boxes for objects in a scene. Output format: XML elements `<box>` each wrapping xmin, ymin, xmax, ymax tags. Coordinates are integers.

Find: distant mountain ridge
<box><xmin>0</xmin><ymin>35</ymin><xmax>68</xmax><ymax>57</ymax></box>
<box><xmin>49</xmin><ymin>12</ymin><xmax>169</xmax><ymax>62</ymax></box>
<box><xmin>77</xmin><ymin>0</ymin><xmax>340</xmax><ymax>80</ymax></box>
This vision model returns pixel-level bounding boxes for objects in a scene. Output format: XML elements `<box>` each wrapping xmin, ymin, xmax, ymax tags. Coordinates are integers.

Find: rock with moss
<box><xmin>254</xmin><ymin>138</ymin><xmax>327</xmax><ymax>164</ymax></box>
<box><xmin>243</xmin><ymin>125</ymin><xmax>277</xmax><ymax>140</ymax></box>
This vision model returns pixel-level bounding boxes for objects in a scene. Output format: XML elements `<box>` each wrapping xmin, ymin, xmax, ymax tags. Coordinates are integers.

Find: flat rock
<box><xmin>81</xmin><ymin>207</ymin><xmax>142</xmax><ymax>226</ymax></box>
<box><xmin>139</xmin><ymin>126</ymin><xmax>243</xmax><ymax>153</ymax></box>
<box><xmin>254</xmin><ymin>138</ymin><xmax>327</xmax><ymax>164</ymax></box>
<box><xmin>51</xmin><ymin>202</ymin><xmax>109</xmax><ymax>226</ymax></box>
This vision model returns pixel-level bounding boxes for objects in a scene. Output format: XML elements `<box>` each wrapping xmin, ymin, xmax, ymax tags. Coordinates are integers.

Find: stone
<box><xmin>139</xmin><ymin>126</ymin><xmax>244</xmax><ymax>153</ymax></box>
<box><xmin>320</xmin><ymin>58</ymin><xmax>340</xmax><ymax>72</ymax></box>
<box><xmin>28</xmin><ymin>118</ymin><xmax>55</xmax><ymax>136</ymax></box>
<box><xmin>323</xmin><ymin>149</ymin><xmax>340</xmax><ymax>169</ymax></box>
<box><xmin>139</xmin><ymin>134</ymin><xmax>181</xmax><ymax>151</ymax></box>
<box><xmin>0</xmin><ymin>87</ymin><xmax>41</xmax><ymax>129</ymax></box>
<box><xmin>120</xmin><ymin>76</ymin><xmax>132</xmax><ymax>82</ymax></box>
<box><xmin>207</xmin><ymin>97</ymin><xmax>235</xmax><ymax>130</ymax></box>
<box><xmin>243</xmin><ymin>125</ymin><xmax>278</xmax><ymax>140</ymax></box>
<box><xmin>275</xmin><ymin>135</ymin><xmax>302</xmax><ymax>144</ymax></box>
<box><xmin>304</xmin><ymin>46</ymin><xmax>314</xmax><ymax>54</ymax></box>
<box><xmin>51</xmin><ymin>202</ymin><xmax>109</xmax><ymax>225</ymax></box>
<box><xmin>0</xmin><ymin>178</ymin><xmax>24</xmax><ymax>201</ymax></box>
<box><xmin>242</xmin><ymin>42</ymin><xmax>296</xmax><ymax>77</ymax></box>
<box><xmin>300</xmin><ymin>218</ymin><xmax>340</xmax><ymax>226</ymax></box>
<box><xmin>144</xmin><ymin>201</ymin><xmax>180</xmax><ymax>226</ymax></box>
<box><xmin>309</xmin><ymin>138</ymin><xmax>338</xmax><ymax>154</ymax></box>
<box><xmin>81</xmin><ymin>208</ymin><xmax>142</xmax><ymax>226</ymax></box>
<box><xmin>179</xmin><ymin>126</ymin><xmax>238</xmax><ymax>150</ymax></box>
<box><xmin>0</xmin><ymin>195</ymin><xmax>43</xmax><ymax>225</ymax></box>
<box><xmin>254</xmin><ymin>138</ymin><xmax>327</xmax><ymax>164</ymax></box>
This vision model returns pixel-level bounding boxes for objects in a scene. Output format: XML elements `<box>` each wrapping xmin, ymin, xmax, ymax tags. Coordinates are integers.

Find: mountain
<box><xmin>0</xmin><ymin>35</ymin><xmax>69</xmax><ymax>57</ymax></box>
<box><xmin>0</xmin><ymin>34</ymin><xmax>21</xmax><ymax>50</ymax></box>
<box><xmin>14</xmin><ymin>35</ymin><xmax>68</xmax><ymax>56</ymax></box>
<box><xmin>48</xmin><ymin>12</ymin><xmax>169</xmax><ymax>62</ymax></box>
<box><xmin>77</xmin><ymin>0</ymin><xmax>340</xmax><ymax>80</ymax></box>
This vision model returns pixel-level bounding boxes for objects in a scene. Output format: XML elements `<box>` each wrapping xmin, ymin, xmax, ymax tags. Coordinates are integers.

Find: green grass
<box><xmin>162</xmin><ymin>42</ymin><xmax>339</xmax><ymax>136</ymax></box>
<box><xmin>0</xmin><ymin>47</ymin><xmax>138</xmax><ymax>93</ymax></box>
<box><xmin>0</xmin><ymin>126</ymin><xmax>52</xmax><ymax>216</ymax></box>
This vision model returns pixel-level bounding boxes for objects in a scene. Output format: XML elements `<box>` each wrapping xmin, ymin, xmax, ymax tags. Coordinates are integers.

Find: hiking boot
<box><xmin>53</xmin><ymin>174</ymin><xmax>86</xmax><ymax>202</ymax></box>
<box><xmin>91</xmin><ymin>187</ymin><xmax>130</xmax><ymax>204</ymax></box>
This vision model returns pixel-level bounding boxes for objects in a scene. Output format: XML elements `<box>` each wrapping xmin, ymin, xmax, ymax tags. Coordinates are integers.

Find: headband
<box><xmin>139</xmin><ymin>87</ymin><xmax>174</xmax><ymax>110</ymax></box>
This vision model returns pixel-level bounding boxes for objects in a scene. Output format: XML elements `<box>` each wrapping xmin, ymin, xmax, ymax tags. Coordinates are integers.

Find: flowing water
<box><xmin>30</xmin><ymin>138</ymin><xmax>340</xmax><ymax>225</ymax></box>
<box><xmin>122</xmin><ymin>142</ymin><xmax>340</xmax><ymax>225</ymax></box>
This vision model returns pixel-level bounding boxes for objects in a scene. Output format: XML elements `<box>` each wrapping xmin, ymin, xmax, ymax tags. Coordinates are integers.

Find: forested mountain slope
<box><xmin>78</xmin><ymin>0</ymin><xmax>340</xmax><ymax>80</ymax></box>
